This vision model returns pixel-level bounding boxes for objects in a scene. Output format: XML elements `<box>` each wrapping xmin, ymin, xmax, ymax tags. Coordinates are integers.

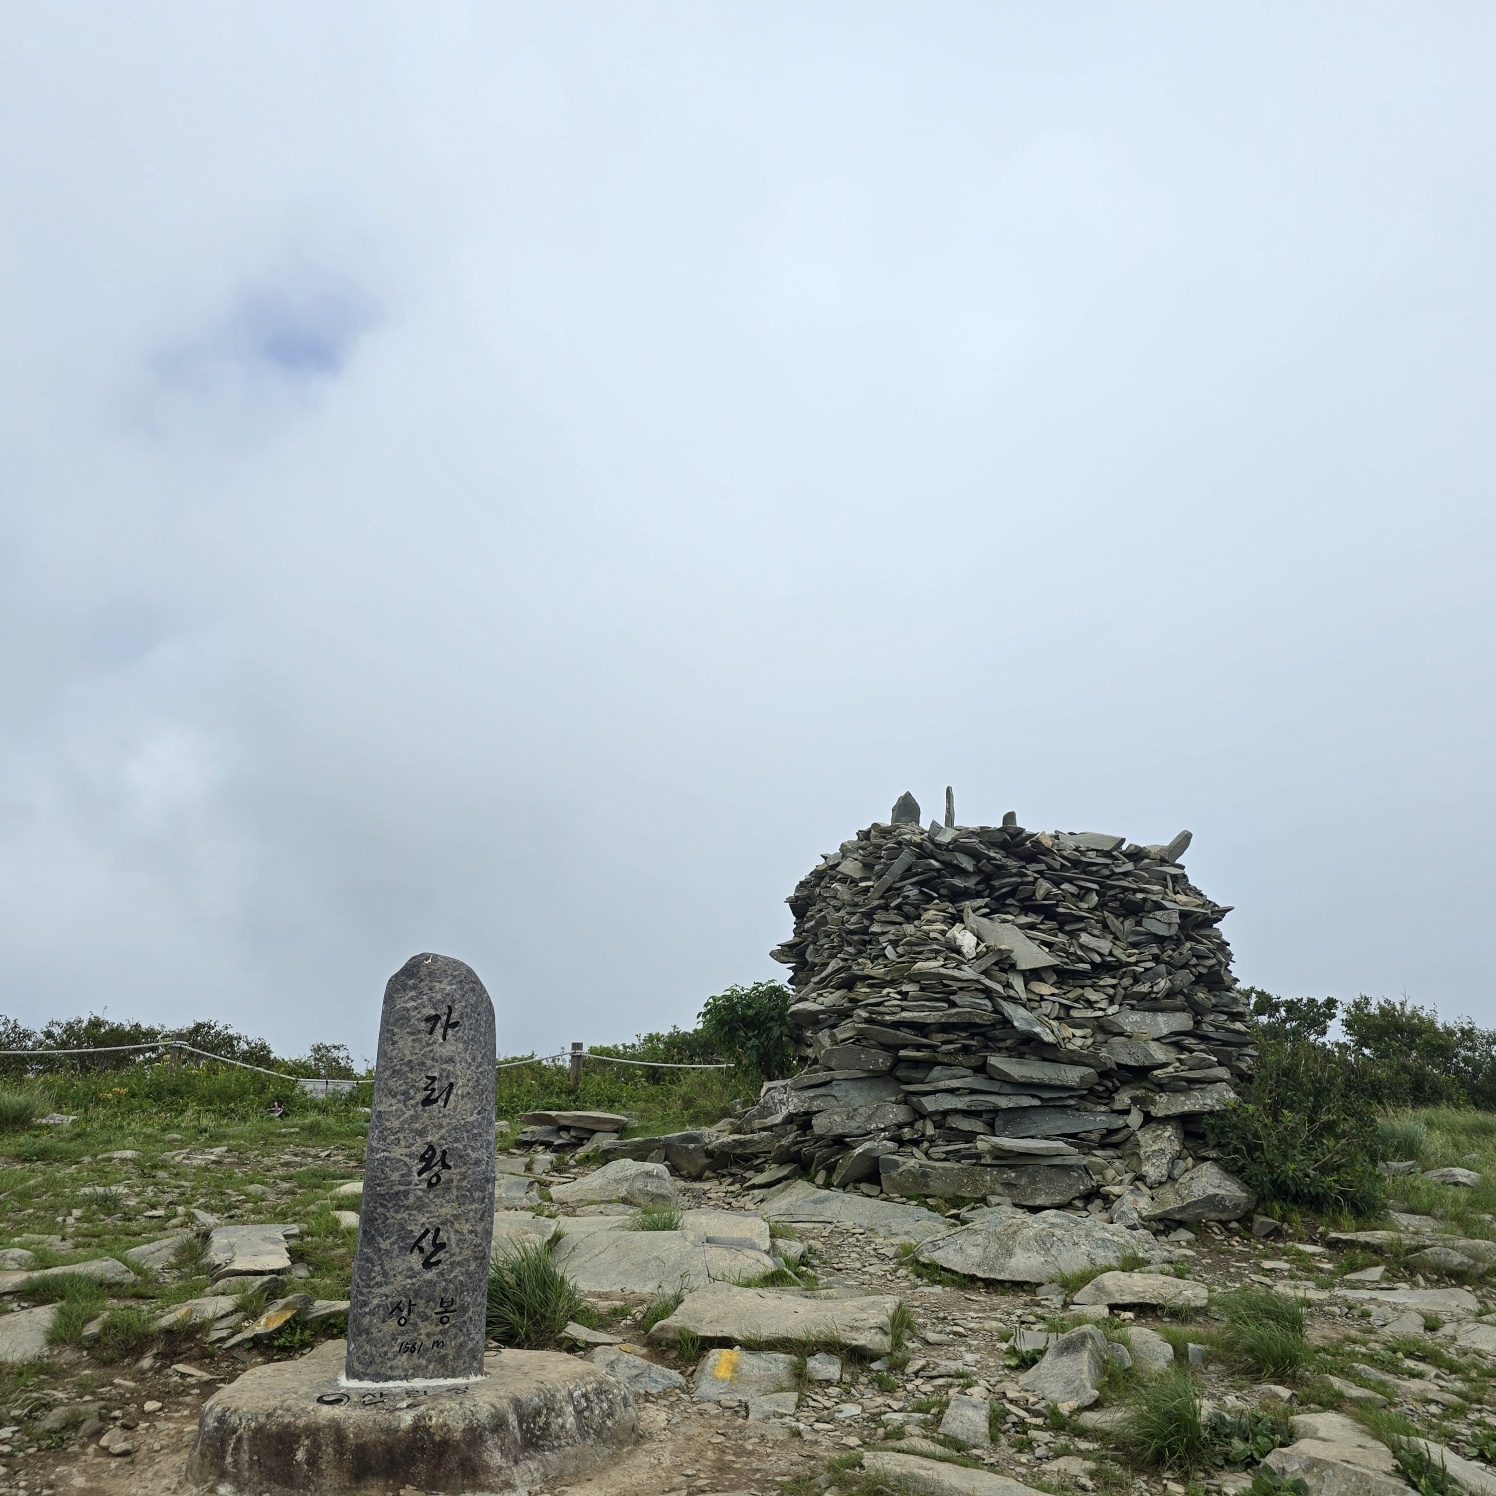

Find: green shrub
<box><xmin>486</xmin><ymin>1243</ymin><xmax>581</xmax><ymax>1349</ymax></box>
<box><xmin>697</xmin><ymin>982</ymin><xmax>796</xmax><ymax>1080</ymax></box>
<box><xmin>0</xmin><ymin>1086</ymin><xmax>48</xmax><ymax>1130</ymax></box>
<box><xmin>1125</xmin><ymin>1371</ymin><xmax>1208</xmax><ymax>1470</ymax></box>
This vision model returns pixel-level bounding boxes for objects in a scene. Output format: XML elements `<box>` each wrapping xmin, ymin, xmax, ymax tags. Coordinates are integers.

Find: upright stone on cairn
<box><xmin>345</xmin><ymin>953</ymin><xmax>496</xmax><ymax>1382</ymax></box>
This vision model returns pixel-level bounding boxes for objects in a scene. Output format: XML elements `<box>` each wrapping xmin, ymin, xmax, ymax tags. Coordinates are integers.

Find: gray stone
<box><xmin>551</xmin><ymin>1160</ymin><xmax>679</xmax><ymax>1209</ymax></box>
<box><xmin>891</xmin><ymin>792</ymin><xmax>921</xmax><ymax>824</ymax></box>
<box><xmin>1341</xmin><ymin>1267</ymin><xmax>1386</xmax><ymax>1284</ymax></box>
<box><xmin>1322</xmin><ymin>1376</ymin><xmax>1387</xmax><ymax>1407</ymax></box>
<box><xmin>1260</xmin><ymin>1411</ymin><xmax>1409</xmax><ymax>1496</ymax></box>
<box><xmin>787</xmin><ymin>1075</ymin><xmax>903</xmax><ymax>1108</ymax></box>
<box><xmin>125</xmin><ymin>1234</ymin><xmax>191</xmax><ymax>1271</ymax></box>
<box><xmin>975</xmin><ymin>1136</ymin><xmax>1079</xmax><ymax>1160</ymax></box>
<box><xmin>332</xmin><ymin>1180</ymin><xmax>364</xmax><ymax>1199</ymax></box>
<box><xmin>221</xmin><ymin>1293</ymin><xmax>316</xmax><ymax>1349</ymax></box>
<box><xmin>491</xmin><ymin>1212</ymin><xmax>561</xmax><ymax>1254</ymax></box>
<box><xmin>1406</xmin><ymin>1246</ymin><xmax>1477</xmax><ymax>1273</ymax></box>
<box><xmin>517</xmin><ymin>1110</ymin><xmax>629</xmax><ymax>1133</ymax></box>
<box><xmin>1100</xmin><ymin>1009</ymin><xmax>1195</xmax><ymax>1039</ymax></box>
<box><xmin>495</xmin><ymin>1174</ymin><xmax>541</xmax><ymax>1209</ymax></box>
<box><xmin>680</xmin><ymin>1209</ymin><xmax>773</xmax><ymax>1254</ymax></box>
<box><xmin>1423</xmin><ymin>1168</ymin><xmax>1482</xmax><ymax>1187</ymax></box>
<box><xmin>805</xmin><ymin>1351</ymin><xmax>842</xmax><ymax>1382</ymax></box>
<box><xmin>1017</xmin><ymin>1324</ymin><xmax>1109</xmax><ymax>1408</ymax></box>
<box><xmin>985</xmin><ymin>1057</ymin><xmax>1099</xmax><ymax>1090</ymax></box>
<box><xmin>987</xmin><ymin>1108</ymin><xmax>1117</xmax><ymax>1138</ymax></box>
<box><xmin>938</xmin><ymin>1392</ymin><xmax>992</xmax><ymax>1447</ymax></box>
<box><xmin>0</xmin><ymin>1256</ymin><xmax>137</xmax><ymax>1294</ymax></box>
<box><xmin>916</xmin><ymin>1210</ymin><xmax>1162</xmax><ymax>1283</ymax></box>
<box><xmin>1127</xmin><ymin>1326</ymin><xmax>1176</xmax><ymax>1378</ymax></box>
<box><xmin>831</xmin><ymin>1139</ymin><xmax>900</xmax><ymax>1187</ymax></box>
<box><xmin>1145</xmin><ymin>1083</ymin><xmax>1238</xmax><ymax>1118</ymax></box>
<box><xmin>647</xmin><ymin>1283</ymin><xmax>901</xmax><ymax>1356</ymax></box>
<box><xmin>0</xmin><ymin>1304</ymin><xmax>57</xmax><ymax>1363</ymax></box>
<box><xmin>861</xmin><ymin>1452</ymin><xmax>1049</xmax><ymax>1496</ymax></box>
<box><xmin>186</xmin><ymin>1339</ymin><xmax>636</xmax><ymax>1493</ymax></box>
<box><xmin>1336</xmin><ymin>1286</ymin><xmax>1479</xmax><ymax>1313</ymax></box>
<box><xmin>1144</xmin><ymin>1162</ymin><xmax>1255</xmax><ymax>1221</ymax></box>
<box><xmin>1405</xmin><ymin>1440</ymin><xmax>1496</xmax><ymax>1496</ymax></box>
<box><xmin>1128</xmin><ymin>1120</ymin><xmax>1183</xmax><ymax>1187</ymax></box>
<box><xmin>156</xmin><ymin>1295</ymin><xmax>241</xmax><ymax>1330</ymax></box>
<box><xmin>810</xmin><ymin>1103</ymin><xmax>916</xmax><ymax>1138</ymax></box>
<box><xmin>880</xmin><ymin>1156</ymin><xmax>1092</xmax><ymax>1208</ymax></box>
<box><xmin>1454</xmin><ymin>1322</ymin><xmax>1496</xmax><ymax>1354</ymax></box>
<box><xmin>759</xmin><ymin>1181</ymin><xmax>953</xmax><ymax>1242</ymax></box>
<box><xmin>749</xmin><ymin>1390</ymin><xmax>800</xmax><ymax>1420</ymax></box>
<box><xmin>1072</xmin><ymin>1271</ymin><xmax>1208</xmax><ymax>1310</ymax></box>
<box><xmin>553</xmin><ymin>1232</ymin><xmax>712</xmax><ymax>1296</ymax></box>
<box><xmin>965</xmin><ymin>914</ymin><xmax>1057</xmax><ymax>972</ymax></box>
<box><xmin>588</xmin><ymin>1344</ymin><xmax>685</xmax><ymax>1394</ymax></box>
<box><xmin>207</xmin><ymin>1224</ymin><xmax>298</xmax><ymax>1280</ymax></box>
<box><xmin>0</xmin><ymin>1249</ymin><xmax>36</xmax><ymax>1270</ymax></box>
<box><xmin>693</xmin><ymin>1347</ymin><xmax>798</xmax><ymax>1401</ymax></box>
<box><xmin>1104</xmin><ymin>1038</ymin><xmax>1176</xmax><ymax>1069</ymax></box>
<box><xmin>345</xmin><ymin>953</ymin><xmax>497</xmax><ymax>1383</ymax></box>
<box><xmin>821</xmin><ymin>1045</ymin><xmax>895</xmax><ymax>1074</ymax></box>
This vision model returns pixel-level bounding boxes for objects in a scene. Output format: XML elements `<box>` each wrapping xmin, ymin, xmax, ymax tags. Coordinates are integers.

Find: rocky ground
<box><xmin>1</xmin><ymin>1107</ymin><xmax>1495</xmax><ymax>1496</ymax></box>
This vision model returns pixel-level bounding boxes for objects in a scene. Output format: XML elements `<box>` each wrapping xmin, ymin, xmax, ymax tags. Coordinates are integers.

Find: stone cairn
<box><xmin>743</xmin><ymin>791</ymin><xmax>1259</xmax><ymax>1224</ymax></box>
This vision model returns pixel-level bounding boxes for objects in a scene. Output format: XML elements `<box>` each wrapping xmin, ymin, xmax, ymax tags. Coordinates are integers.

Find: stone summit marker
<box><xmin>187</xmin><ymin>954</ymin><xmax>637</xmax><ymax>1494</ymax></box>
<box><xmin>345</xmin><ymin>952</ymin><xmax>497</xmax><ymax>1382</ymax></box>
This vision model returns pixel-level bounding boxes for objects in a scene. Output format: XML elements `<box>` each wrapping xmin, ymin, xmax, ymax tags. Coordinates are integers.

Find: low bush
<box><xmin>486</xmin><ymin>1243</ymin><xmax>581</xmax><ymax>1349</ymax></box>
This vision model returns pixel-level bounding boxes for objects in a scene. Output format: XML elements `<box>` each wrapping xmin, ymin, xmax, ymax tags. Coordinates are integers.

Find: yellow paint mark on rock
<box><xmin>709</xmin><ymin>1347</ymin><xmax>740</xmax><ymax>1382</ymax></box>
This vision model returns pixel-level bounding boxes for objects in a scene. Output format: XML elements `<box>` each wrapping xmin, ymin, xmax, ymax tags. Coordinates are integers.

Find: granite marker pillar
<box><xmin>345</xmin><ymin>953</ymin><xmax>496</xmax><ymax>1382</ymax></box>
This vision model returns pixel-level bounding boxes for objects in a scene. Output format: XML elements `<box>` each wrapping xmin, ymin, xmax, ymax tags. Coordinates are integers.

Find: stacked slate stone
<box><xmin>751</xmin><ymin>792</ymin><xmax>1258</xmax><ymax>1220</ymax></box>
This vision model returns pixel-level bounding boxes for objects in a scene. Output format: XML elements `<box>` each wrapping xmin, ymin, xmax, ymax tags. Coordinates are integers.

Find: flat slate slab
<box><xmin>124</xmin><ymin>1234</ymin><xmax>192</xmax><ymax>1271</ymax></box>
<box><xmin>588</xmin><ymin>1345</ymin><xmax>686</xmax><ymax>1394</ymax></box>
<box><xmin>491</xmin><ymin>1213</ymin><xmax>561</xmax><ymax>1254</ymax></box>
<box><xmin>156</xmin><ymin>1296</ymin><xmax>241</xmax><ymax>1330</ymax></box>
<box><xmin>1072</xmin><ymin>1271</ymin><xmax>1209</xmax><ymax>1310</ymax></box>
<box><xmin>861</xmin><ymin>1451</ymin><xmax>1049</xmax><ymax>1496</ymax></box>
<box><xmin>0</xmin><ymin>1258</ymin><xmax>136</xmax><ymax>1295</ymax></box>
<box><xmin>917</xmin><ymin>1210</ymin><xmax>1164</xmax><ymax>1284</ymax></box>
<box><xmin>550</xmin><ymin>1229</ymin><xmax>774</xmax><ymax>1296</ymax></box>
<box><xmin>518</xmin><ymin>1111</ymin><xmax>628</xmax><ymax>1132</ymax></box>
<box><xmin>758</xmin><ymin>1181</ymin><xmax>953</xmax><ymax>1242</ymax></box>
<box><xmin>1336</xmin><ymin>1286</ymin><xmax>1480</xmax><ymax>1314</ymax></box>
<box><xmin>550</xmin><ymin>1160</ymin><xmax>678</xmax><ymax>1210</ymax></box>
<box><xmin>0</xmin><ymin>1304</ymin><xmax>58</xmax><ymax>1363</ymax></box>
<box><xmin>693</xmin><ymin>1347</ymin><xmax>798</xmax><ymax>1402</ymax></box>
<box><xmin>680</xmin><ymin>1209</ymin><xmax>772</xmax><ymax>1254</ymax></box>
<box><xmin>647</xmin><ymin>1283</ymin><xmax>900</xmax><ymax>1356</ymax></box>
<box><xmin>207</xmin><ymin>1225</ymin><xmax>299</xmax><ymax>1281</ymax></box>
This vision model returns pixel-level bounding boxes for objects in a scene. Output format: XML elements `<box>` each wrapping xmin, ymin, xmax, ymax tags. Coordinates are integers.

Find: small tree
<box><xmin>697</xmin><ymin>982</ymin><xmax>795</xmax><ymax>1081</ymax></box>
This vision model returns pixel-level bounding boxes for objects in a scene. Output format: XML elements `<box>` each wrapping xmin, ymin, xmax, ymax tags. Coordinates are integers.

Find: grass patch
<box><xmin>890</xmin><ymin>1301</ymin><xmax>917</xmax><ymax>1360</ymax></box>
<box><xmin>1377</xmin><ymin>1116</ymin><xmax>1431</xmax><ymax>1165</ymax></box>
<box><xmin>91</xmin><ymin>1305</ymin><xmax>159</xmax><ymax>1363</ymax></box>
<box><xmin>674</xmin><ymin>1329</ymin><xmax>702</xmax><ymax>1366</ymax></box>
<box><xmin>1124</xmin><ymin>1371</ymin><xmax>1207</xmax><ymax>1470</ymax></box>
<box><xmin>44</xmin><ymin>1277</ymin><xmax>109</xmax><ymax>1346</ymax></box>
<box><xmin>485</xmin><ymin>1243</ymin><xmax>581</xmax><ymax>1349</ymax></box>
<box><xmin>640</xmin><ymin>1285</ymin><xmax>686</xmax><ymax>1336</ymax></box>
<box><xmin>1214</xmin><ymin>1288</ymin><xmax>1310</xmax><ymax>1380</ymax></box>
<box><xmin>629</xmin><ymin>1208</ymin><xmax>683</xmax><ymax>1232</ymax></box>
<box><xmin>0</xmin><ymin>1086</ymin><xmax>50</xmax><ymax>1131</ymax></box>
<box><xmin>737</xmin><ymin>1265</ymin><xmax>812</xmax><ymax>1288</ymax></box>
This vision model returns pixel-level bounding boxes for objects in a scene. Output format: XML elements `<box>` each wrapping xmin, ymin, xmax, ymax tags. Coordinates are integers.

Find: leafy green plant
<box><xmin>629</xmin><ymin>1208</ymin><xmax>683</xmax><ymax>1231</ymax></box>
<box><xmin>1202</xmin><ymin>1406</ymin><xmax>1293</xmax><ymax>1468</ymax></box>
<box><xmin>1388</xmin><ymin>1436</ymin><xmax>1459</xmax><ymax>1496</ymax></box>
<box><xmin>1124</xmin><ymin>1371</ymin><xmax>1208</xmax><ymax>1470</ymax></box>
<box><xmin>697</xmin><ymin>982</ymin><xmax>796</xmax><ymax>1080</ymax></box>
<box><xmin>485</xmin><ymin>1243</ymin><xmax>581</xmax><ymax>1349</ymax></box>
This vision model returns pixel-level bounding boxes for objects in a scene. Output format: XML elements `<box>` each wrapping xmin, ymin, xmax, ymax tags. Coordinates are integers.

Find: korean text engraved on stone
<box><xmin>345</xmin><ymin>953</ymin><xmax>497</xmax><ymax>1382</ymax></box>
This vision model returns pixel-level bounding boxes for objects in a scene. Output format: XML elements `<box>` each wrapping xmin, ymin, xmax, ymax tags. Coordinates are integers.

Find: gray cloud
<box><xmin>0</xmin><ymin>3</ymin><xmax>1494</xmax><ymax>1061</ymax></box>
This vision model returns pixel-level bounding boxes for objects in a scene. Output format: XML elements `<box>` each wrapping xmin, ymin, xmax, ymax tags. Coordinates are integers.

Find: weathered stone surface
<box><xmin>821</xmin><ymin>1045</ymin><xmax>895</xmax><ymax>1074</ymax></box>
<box><xmin>0</xmin><ymin>1304</ymin><xmax>57</xmax><ymax>1363</ymax></box>
<box><xmin>221</xmin><ymin>1294</ymin><xmax>316</xmax><ymax>1349</ymax></box>
<box><xmin>647</xmin><ymin>1283</ymin><xmax>900</xmax><ymax>1356</ymax></box>
<box><xmin>692</xmin><ymin>1347</ymin><xmax>798</xmax><ymax>1402</ymax></box>
<box><xmin>1145</xmin><ymin>1083</ymin><xmax>1237</xmax><ymax>1118</ymax></box>
<box><xmin>1144</xmin><ymin>1162</ymin><xmax>1255</xmax><ymax>1221</ymax></box>
<box><xmin>1336</xmin><ymin>1287</ymin><xmax>1479</xmax><ymax>1314</ymax></box>
<box><xmin>938</xmin><ymin>1392</ymin><xmax>992</xmax><ymax>1447</ymax></box>
<box><xmin>759</xmin><ymin>1181</ymin><xmax>953</xmax><ymax>1242</ymax></box>
<box><xmin>750</xmin><ymin>1390</ymin><xmax>799</xmax><ymax>1420</ymax></box>
<box><xmin>1454</xmin><ymin>1322</ymin><xmax>1496</xmax><ymax>1354</ymax></box>
<box><xmin>0</xmin><ymin>1257</ymin><xmax>137</xmax><ymax>1295</ymax></box>
<box><xmin>1072</xmin><ymin>1271</ymin><xmax>1208</xmax><ymax>1310</ymax></box>
<box><xmin>550</xmin><ymin>1161</ymin><xmax>678</xmax><ymax>1209</ymax></box>
<box><xmin>1018</xmin><ymin>1324</ymin><xmax>1109</xmax><ymax>1408</ymax></box>
<box><xmin>984</xmin><ymin>1057</ymin><xmax>1098</xmax><ymax>1090</ymax></box>
<box><xmin>1423</xmin><ymin>1168</ymin><xmax>1482</xmax><ymax>1187</ymax></box>
<box><xmin>987</xmin><ymin>1107</ymin><xmax>1117</xmax><ymax>1138</ymax></box>
<box><xmin>831</xmin><ymin>1139</ymin><xmax>900</xmax><ymax>1187</ymax></box>
<box><xmin>1099</xmin><ymin>1010</ymin><xmax>1196</xmax><ymax>1039</ymax></box>
<box><xmin>206</xmin><ymin>1225</ymin><xmax>299</xmax><ymax>1280</ymax></box>
<box><xmin>806</xmin><ymin>1351</ymin><xmax>842</xmax><ymax>1382</ymax></box>
<box><xmin>1128</xmin><ymin>1121</ymin><xmax>1183</xmax><ymax>1187</ymax></box>
<box><xmin>881</xmin><ymin>1156</ymin><xmax>1093</xmax><ymax>1208</ymax></box>
<box><xmin>1322</xmin><ymin>1376</ymin><xmax>1388</xmax><ymax>1407</ymax></box>
<box><xmin>552</xmin><ymin>1232</ymin><xmax>710</xmax><ymax>1296</ymax></box>
<box><xmin>0</xmin><ymin>1249</ymin><xmax>36</xmax><ymax>1270</ymax></box>
<box><xmin>861</xmin><ymin>1452</ymin><xmax>1049</xmax><ymax>1496</ymax></box>
<box><xmin>517</xmin><ymin>1111</ymin><xmax>629</xmax><ymax>1133</ymax></box>
<box><xmin>891</xmin><ymin>791</ymin><xmax>921</xmax><ymax>824</ymax></box>
<box><xmin>587</xmin><ymin>1345</ymin><xmax>684</xmax><ymax>1394</ymax></box>
<box><xmin>1406</xmin><ymin>1246</ymin><xmax>1477</xmax><ymax>1273</ymax></box>
<box><xmin>1127</xmin><ymin>1326</ymin><xmax>1176</xmax><ymax>1378</ymax></box>
<box><xmin>966</xmin><ymin>914</ymin><xmax>1056</xmax><ymax>971</ymax></box>
<box><xmin>1260</xmin><ymin>1410</ymin><xmax>1410</xmax><ymax>1496</ymax></box>
<box><xmin>917</xmin><ymin>1211</ymin><xmax>1162</xmax><ymax>1283</ymax></box>
<box><xmin>345</xmin><ymin>953</ymin><xmax>497</xmax><ymax>1384</ymax></box>
<box><xmin>332</xmin><ymin>1180</ymin><xmax>364</xmax><ymax>1199</ymax></box>
<box><xmin>187</xmin><ymin>1339</ymin><xmax>637</xmax><ymax>1493</ymax></box>
<box><xmin>156</xmin><ymin>1296</ymin><xmax>241</xmax><ymax>1330</ymax></box>
<box><xmin>492</xmin><ymin>1213</ymin><xmax>560</xmax><ymax>1254</ymax></box>
<box><xmin>124</xmin><ymin>1234</ymin><xmax>191</xmax><ymax>1272</ymax></box>
<box><xmin>1405</xmin><ymin>1440</ymin><xmax>1496</xmax><ymax>1496</ymax></box>
<box><xmin>679</xmin><ymin>1209</ymin><xmax>772</xmax><ymax>1254</ymax></box>
<box><xmin>495</xmin><ymin>1175</ymin><xmax>542</xmax><ymax>1209</ymax></box>
<box><xmin>810</xmin><ymin>1103</ymin><xmax>916</xmax><ymax>1138</ymax></box>
<box><xmin>1104</xmin><ymin>1038</ymin><xmax>1175</xmax><ymax>1069</ymax></box>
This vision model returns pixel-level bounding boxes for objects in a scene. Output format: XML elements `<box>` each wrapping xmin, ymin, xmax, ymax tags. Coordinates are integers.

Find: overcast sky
<box><xmin>2</xmin><ymin>4</ymin><xmax>1493</xmax><ymax>1062</ymax></box>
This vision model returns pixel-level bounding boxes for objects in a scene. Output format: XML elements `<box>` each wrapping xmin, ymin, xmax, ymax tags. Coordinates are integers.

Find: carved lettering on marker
<box><xmin>409</xmin><ymin>1224</ymin><xmax>449</xmax><ymax>1270</ymax></box>
<box><xmin>416</xmin><ymin>1143</ymin><xmax>451</xmax><ymax>1187</ymax></box>
<box><xmin>423</xmin><ymin>1004</ymin><xmax>460</xmax><ymax>1041</ymax></box>
<box><xmin>421</xmin><ymin>1075</ymin><xmax>454</xmax><ymax>1109</ymax></box>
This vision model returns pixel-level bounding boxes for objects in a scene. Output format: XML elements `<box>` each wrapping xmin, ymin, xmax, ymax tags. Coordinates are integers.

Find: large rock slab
<box><xmin>680</xmin><ymin>1210</ymin><xmax>772</xmax><ymax>1254</ymax></box>
<box><xmin>0</xmin><ymin>1304</ymin><xmax>58</xmax><ymax>1363</ymax></box>
<box><xmin>1072</xmin><ymin>1271</ymin><xmax>1208</xmax><ymax>1310</ymax></box>
<box><xmin>1128</xmin><ymin>1121</ymin><xmax>1183</xmax><ymax>1187</ymax></box>
<box><xmin>692</xmin><ymin>1347</ymin><xmax>798</xmax><ymax>1402</ymax></box>
<box><xmin>759</xmin><ymin>1181</ymin><xmax>953</xmax><ymax>1242</ymax></box>
<box><xmin>861</xmin><ymin>1452</ymin><xmax>1049</xmax><ymax>1496</ymax></box>
<box><xmin>551</xmin><ymin>1229</ymin><xmax>774</xmax><ymax>1296</ymax></box>
<box><xmin>1423</xmin><ymin>1168</ymin><xmax>1482</xmax><ymax>1187</ymax></box>
<box><xmin>186</xmin><ymin>1339</ymin><xmax>636</xmax><ymax>1494</ymax></box>
<box><xmin>207</xmin><ymin>1225</ymin><xmax>299</xmax><ymax>1281</ymax></box>
<box><xmin>492</xmin><ymin>1213</ymin><xmax>562</xmax><ymax>1254</ymax></box>
<box><xmin>1143</xmin><ymin>1162</ymin><xmax>1255</xmax><ymax>1221</ymax></box>
<box><xmin>156</xmin><ymin>1296</ymin><xmax>241</xmax><ymax>1331</ymax></box>
<box><xmin>0</xmin><ymin>1257</ymin><xmax>137</xmax><ymax>1295</ymax></box>
<box><xmin>880</xmin><ymin>1157</ymin><xmax>1093</xmax><ymax>1207</ymax></box>
<box><xmin>1017</xmin><ymin>1324</ymin><xmax>1108</xmax><ymax>1408</ymax></box>
<box><xmin>1100</xmin><ymin>1010</ymin><xmax>1195</xmax><ymax>1039</ymax></box>
<box><xmin>1336</xmin><ymin>1287</ymin><xmax>1479</xmax><ymax>1314</ymax></box>
<box><xmin>1261</xmin><ymin>1411</ymin><xmax>1410</xmax><ymax>1496</ymax></box>
<box><xmin>345</xmin><ymin>952</ymin><xmax>497</xmax><ymax>1383</ymax></box>
<box><xmin>938</xmin><ymin>1392</ymin><xmax>993</xmax><ymax>1447</ymax></box>
<box><xmin>985</xmin><ymin>1057</ymin><xmax>1098</xmax><ymax>1090</ymax></box>
<box><xmin>647</xmin><ymin>1283</ymin><xmax>900</xmax><ymax>1356</ymax></box>
<box><xmin>916</xmin><ymin>1210</ymin><xmax>1163</xmax><ymax>1283</ymax></box>
<box><xmin>1127</xmin><ymin>1325</ymin><xmax>1176</xmax><ymax>1378</ymax></box>
<box><xmin>1404</xmin><ymin>1440</ymin><xmax>1496</xmax><ymax>1496</ymax></box>
<box><xmin>550</xmin><ymin>1161</ymin><xmax>679</xmax><ymax>1210</ymax></box>
<box><xmin>518</xmin><ymin>1111</ymin><xmax>628</xmax><ymax>1133</ymax></box>
<box><xmin>1145</xmin><ymin>1083</ymin><xmax>1238</xmax><ymax>1118</ymax></box>
<box><xmin>810</xmin><ymin>1103</ymin><xmax>916</xmax><ymax>1138</ymax></box>
<box><xmin>124</xmin><ymin>1234</ymin><xmax>192</xmax><ymax>1272</ymax></box>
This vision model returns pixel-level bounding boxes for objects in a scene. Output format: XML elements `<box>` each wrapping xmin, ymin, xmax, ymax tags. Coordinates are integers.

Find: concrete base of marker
<box><xmin>186</xmin><ymin>1339</ymin><xmax>637</xmax><ymax>1494</ymax></box>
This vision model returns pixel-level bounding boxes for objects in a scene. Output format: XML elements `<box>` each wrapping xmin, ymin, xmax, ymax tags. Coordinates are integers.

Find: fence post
<box><xmin>569</xmin><ymin>1042</ymin><xmax>584</xmax><ymax>1090</ymax></box>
